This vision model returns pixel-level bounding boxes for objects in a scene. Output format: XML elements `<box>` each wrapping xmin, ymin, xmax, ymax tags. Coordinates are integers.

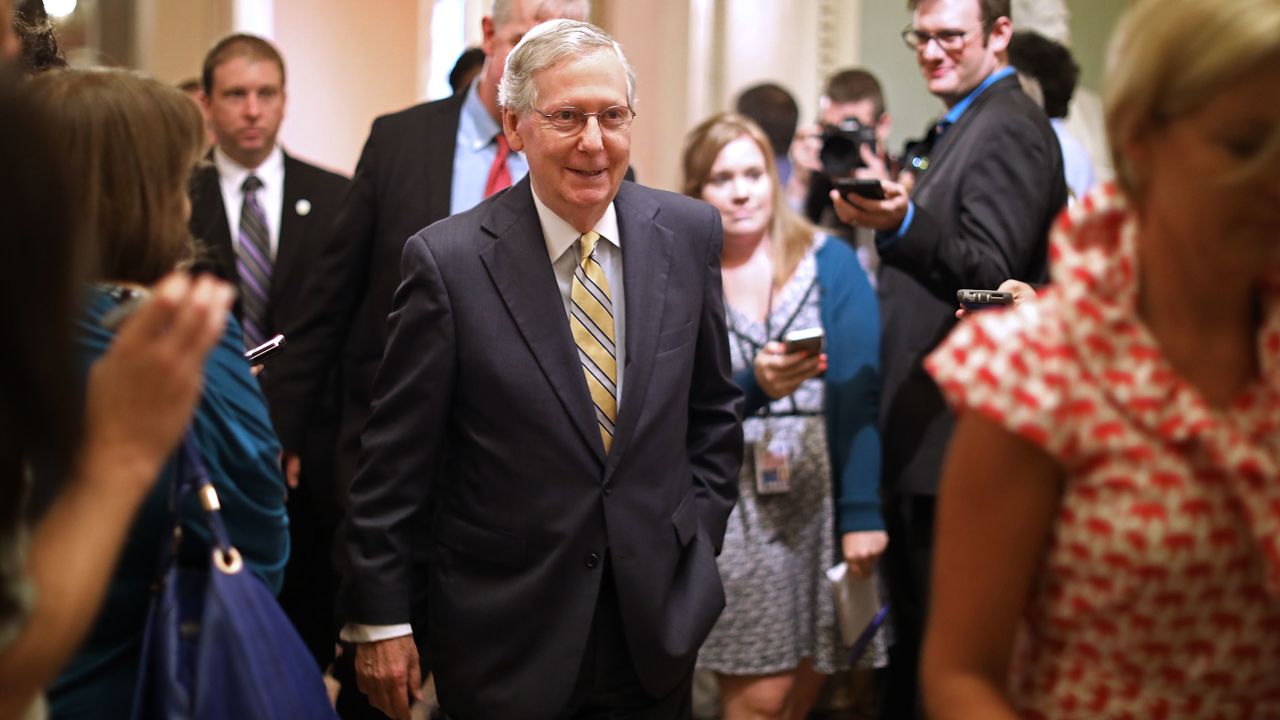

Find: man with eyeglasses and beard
<box><xmin>831</xmin><ymin>1</ymin><xmax>1066</xmax><ymax>717</ymax></box>
<box><xmin>341</xmin><ymin>19</ymin><xmax>743</xmax><ymax>720</ymax></box>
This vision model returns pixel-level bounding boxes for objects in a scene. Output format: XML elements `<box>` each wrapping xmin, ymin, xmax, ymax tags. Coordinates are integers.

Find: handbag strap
<box><xmin>150</xmin><ymin>431</ymin><xmax>242</xmax><ymax>579</ymax></box>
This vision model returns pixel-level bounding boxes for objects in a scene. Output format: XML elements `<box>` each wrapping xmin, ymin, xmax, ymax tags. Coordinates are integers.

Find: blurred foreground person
<box><xmin>0</xmin><ymin>63</ymin><xmax>233</xmax><ymax>720</ymax></box>
<box><xmin>21</xmin><ymin>70</ymin><xmax>288</xmax><ymax>720</ymax></box>
<box><xmin>923</xmin><ymin>0</ymin><xmax>1280</xmax><ymax>716</ymax></box>
<box><xmin>683</xmin><ymin>113</ymin><xmax>885</xmax><ymax>720</ymax></box>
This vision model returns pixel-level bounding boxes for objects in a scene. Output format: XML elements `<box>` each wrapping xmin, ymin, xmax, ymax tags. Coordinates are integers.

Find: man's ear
<box><xmin>481</xmin><ymin>16</ymin><xmax>497</xmax><ymax>57</ymax></box>
<box><xmin>502</xmin><ymin>109</ymin><xmax>525</xmax><ymax>152</ymax></box>
<box><xmin>876</xmin><ymin>111</ymin><xmax>893</xmax><ymax>149</ymax></box>
<box><xmin>988</xmin><ymin>16</ymin><xmax>1013</xmax><ymax>54</ymax></box>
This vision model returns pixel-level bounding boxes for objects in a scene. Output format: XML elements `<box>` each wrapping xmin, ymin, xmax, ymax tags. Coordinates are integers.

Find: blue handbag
<box><xmin>131</xmin><ymin>434</ymin><xmax>338</xmax><ymax>719</ymax></box>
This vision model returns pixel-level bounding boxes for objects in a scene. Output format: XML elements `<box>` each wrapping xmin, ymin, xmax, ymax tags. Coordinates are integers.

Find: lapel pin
<box><xmin>295</xmin><ymin>198</ymin><xmax>312</xmax><ymax>216</ymax></box>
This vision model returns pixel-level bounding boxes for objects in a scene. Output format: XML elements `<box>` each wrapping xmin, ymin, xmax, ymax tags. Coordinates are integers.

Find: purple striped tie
<box><xmin>236</xmin><ymin>174</ymin><xmax>272</xmax><ymax>350</ymax></box>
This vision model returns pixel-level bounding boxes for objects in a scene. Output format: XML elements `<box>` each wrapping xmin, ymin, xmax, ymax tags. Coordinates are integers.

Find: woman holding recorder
<box><xmin>922</xmin><ymin>0</ymin><xmax>1280</xmax><ymax>716</ymax></box>
<box><xmin>682</xmin><ymin>113</ymin><xmax>885</xmax><ymax>720</ymax></box>
<box><xmin>22</xmin><ymin>69</ymin><xmax>290</xmax><ymax>720</ymax></box>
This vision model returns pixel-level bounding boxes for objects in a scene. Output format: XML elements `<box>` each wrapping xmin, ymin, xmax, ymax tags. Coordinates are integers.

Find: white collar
<box><xmin>212</xmin><ymin>144</ymin><xmax>284</xmax><ymax>189</ymax></box>
<box><xmin>530</xmin><ymin>186</ymin><xmax>621</xmax><ymax>264</ymax></box>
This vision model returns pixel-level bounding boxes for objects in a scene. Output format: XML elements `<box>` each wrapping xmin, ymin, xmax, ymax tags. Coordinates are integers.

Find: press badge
<box><xmin>753</xmin><ymin>432</ymin><xmax>792</xmax><ymax>495</ymax></box>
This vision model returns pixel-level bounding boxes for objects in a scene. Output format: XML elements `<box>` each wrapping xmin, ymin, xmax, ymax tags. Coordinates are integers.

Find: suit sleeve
<box><xmin>341</xmin><ymin>232</ymin><xmax>456</xmax><ymax>625</ymax></box>
<box><xmin>686</xmin><ymin>208</ymin><xmax>745</xmax><ymax>554</ymax></box>
<box><xmin>269</xmin><ymin>124</ymin><xmax>381</xmax><ymax>450</ymax></box>
<box><xmin>881</xmin><ymin>110</ymin><xmax>1061</xmax><ymax>297</ymax></box>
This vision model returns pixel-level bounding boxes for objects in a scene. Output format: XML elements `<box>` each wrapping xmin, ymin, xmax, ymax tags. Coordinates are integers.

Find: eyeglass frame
<box><xmin>532</xmin><ymin>105</ymin><xmax>637</xmax><ymax>134</ymax></box>
<box><xmin>900</xmin><ymin>21</ymin><xmax>990</xmax><ymax>52</ymax></box>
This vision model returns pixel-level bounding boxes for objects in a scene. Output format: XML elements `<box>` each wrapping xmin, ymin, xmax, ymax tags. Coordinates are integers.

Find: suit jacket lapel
<box><xmin>922</xmin><ymin>74</ymin><xmax>1017</xmax><ymax>193</ymax></box>
<box><xmin>275</xmin><ymin>153</ymin><xmax>307</xmax><ymax>304</ymax></box>
<box><xmin>604</xmin><ymin>182</ymin><xmax>673</xmax><ymax>475</ymax></box>
<box><xmin>424</xmin><ymin>92</ymin><xmax>467</xmax><ymax>222</ymax></box>
<box><xmin>190</xmin><ymin>162</ymin><xmax>237</xmax><ymax>284</ymax></box>
<box><xmin>478</xmin><ymin>179</ymin><xmax>605</xmax><ymax>462</ymax></box>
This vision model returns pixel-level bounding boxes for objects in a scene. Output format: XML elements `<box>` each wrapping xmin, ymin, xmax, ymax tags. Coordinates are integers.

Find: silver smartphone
<box><xmin>781</xmin><ymin>327</ymin><xmax>825</xmax><ymax>355</ymax></box>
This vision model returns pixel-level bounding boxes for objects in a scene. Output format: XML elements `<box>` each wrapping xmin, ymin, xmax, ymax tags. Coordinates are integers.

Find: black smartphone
<box><xmin>956</xmin><ymin>289</ymin><xmax>1014</xmax><ymax>311</ymax></box>
<box><xmin>834</xmin><ymin>177</ymin><xmax>886</xmax><ymax>201</ymax></box>
<box><xmin>782</xmin><ymin>327</ymin><xmax>825</xmax><ymax>356</ymax></box>
<box><xmin>244</xmin><ymin>334</ymin><xmax>286</xmax><ymax>364</ymax></box>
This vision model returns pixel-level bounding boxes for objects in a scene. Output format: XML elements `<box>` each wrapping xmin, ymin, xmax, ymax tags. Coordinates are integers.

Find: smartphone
<box><xmin>100</xmin><ymin>291</ymin><xmax>149</xmax><ymax>331</ymax></box>
<box><xmin>781</xmin><ymin>327</ymin><xmax>825</xmax><ymax>356</ymax></box>
<box><xmin>244</xmin><ymin>334</ymin><xmax>286</xmax><ymax>364</ymax></box>
<box><xmin>956</xmin><ymin>289</ymin><xmax>1014</xmax><ymax>311</ymax></box>
<box><xmin>834</xmin><ymin>178</ymin><xmax>886</xmax><ymax>201</ymax></box>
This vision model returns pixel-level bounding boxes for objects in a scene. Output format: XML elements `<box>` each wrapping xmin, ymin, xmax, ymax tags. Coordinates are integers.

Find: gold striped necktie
<box><xmin>570</xmin><ymin>231</ymin><xmax>617</xmax><ymax>453</ymax></box>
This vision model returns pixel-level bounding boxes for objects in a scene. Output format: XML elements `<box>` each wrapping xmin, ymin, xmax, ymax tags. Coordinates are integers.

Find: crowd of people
<box><xmin>1</xmin><ymin>0</ymin><xmax>1278</xmax><ymax>718</ymax></box>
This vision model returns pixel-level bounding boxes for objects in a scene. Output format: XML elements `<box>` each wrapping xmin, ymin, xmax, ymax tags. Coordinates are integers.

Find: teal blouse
<box><xmin>47</xmin><ymin>286</ymin><xmax>289</xmax><ymax>719</ymax></box>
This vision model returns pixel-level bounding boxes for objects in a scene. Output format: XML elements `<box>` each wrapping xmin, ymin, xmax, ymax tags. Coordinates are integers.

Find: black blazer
<box><xmin>267</xmin><ymin>93</ymin><xmax>466</xmax><ymax>480</ymax></box>
<box><xmin>878</xmin><ymin>74</ymin><xmax>1067</xmax><ymax>496</ymax></box>
<box><xmin>188</xmin><ymin>152</ymin><xmax>350</xmax><ymax>508</ymax></box>
<box><xmin>343</xmin><ymin>177</ymin><xmax>744</xmax><ymax>718</ymax></box>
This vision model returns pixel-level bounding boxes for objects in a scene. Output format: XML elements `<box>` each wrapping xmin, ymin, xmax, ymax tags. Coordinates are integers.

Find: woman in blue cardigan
<box><xmin>683</xmin><ymin>113</ymin><xmax>885</xmax><ymax>720</ymax></box>
<box><xmin>28</xmin><ymin>70</ymin><xmax>290</xmax><ymax>720</ymax></box>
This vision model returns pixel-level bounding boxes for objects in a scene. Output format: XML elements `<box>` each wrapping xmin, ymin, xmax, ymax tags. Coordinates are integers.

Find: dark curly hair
<box><xmin>13</xmin><ymin>17</ymin><xmax>67</xmax><ymax>75</ymax></box>
<box><xmin>1008</xmin><ymin>31</ymin><xmax>1079</xmax><ymax>119</ymax></box>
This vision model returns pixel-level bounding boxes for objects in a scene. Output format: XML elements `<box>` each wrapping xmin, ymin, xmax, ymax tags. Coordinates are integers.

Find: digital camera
<box><xmin>819</xmin><ymin>116</ymin><xmax>878</xmax><ymax>179</ymax></box>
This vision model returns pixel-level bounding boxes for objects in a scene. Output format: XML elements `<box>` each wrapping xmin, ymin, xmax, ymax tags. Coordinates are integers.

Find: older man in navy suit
<box><xmin>343</xmin><ymin>19</ymin><xmax>743</xmax><ymax>720</ymax></box>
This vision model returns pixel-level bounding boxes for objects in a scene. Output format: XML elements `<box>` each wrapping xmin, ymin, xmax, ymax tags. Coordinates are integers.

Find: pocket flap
<box><xmin>671</xmin><ymin>490</ymin><xmax>699</xmax><ymax>548</ymax></box>
<box><xmin>434</xmin><ymin>513</ymin><xmax>527</xmax><ymax>569</ymax></box>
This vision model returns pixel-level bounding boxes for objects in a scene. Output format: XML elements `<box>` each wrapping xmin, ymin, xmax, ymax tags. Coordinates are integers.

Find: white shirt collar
<box><xmin>212</xmin><ymin>144</ymin><xmax>285</xmax><ymax>190</ymax></box>
<box><xmin>530</xmin><ymin>187</ymin><xmax>621</xmax><ymax>264</ymax></box>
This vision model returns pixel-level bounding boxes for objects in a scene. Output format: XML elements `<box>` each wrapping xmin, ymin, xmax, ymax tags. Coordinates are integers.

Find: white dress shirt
<box><xmin>340</xmin><ymin>190</ymin><xmax>628</xmax><ymax>645</ymax></box>
<box><xmin>214</xmin><ymin>144</ymin><xmax>285</xmax><ymax>260</ymax></box>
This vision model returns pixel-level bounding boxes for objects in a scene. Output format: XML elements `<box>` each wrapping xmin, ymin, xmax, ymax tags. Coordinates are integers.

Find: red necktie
<box><xmin>484</xmin><ymin>133</ymin><xmax>512</xmax><ymax>197</ymax></box>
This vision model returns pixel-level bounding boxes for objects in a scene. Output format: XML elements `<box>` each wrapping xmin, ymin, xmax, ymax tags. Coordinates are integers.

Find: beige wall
<box><xmin>129</xmin><ymin>0</ymin><xmax>427</xmax><ymax>177</ymax></box>
<box><xmin>273</xmin><ymin>0</ymin><xmax>425</xmax><ymax>175</ymax></box>
<box><xmin>599</xmin><ymin>0</ymin><xmax>862</xmax><ymax>193</ymax></box>
<box><xmin>132</xmin><ymin>0</ymin><xmax>230</xmax><ymax>84</ymax></box>
<box><xmin>597</xmin><ymin>0</ymin><xmax>696</xmax><ymax>192</ymax></box>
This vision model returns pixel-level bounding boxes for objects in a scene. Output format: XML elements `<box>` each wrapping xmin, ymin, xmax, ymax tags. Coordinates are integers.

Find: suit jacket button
<box><xmin>585</xmin><ymin>552</ymin><xmax>600</xmax><ymax>569</ymax></box>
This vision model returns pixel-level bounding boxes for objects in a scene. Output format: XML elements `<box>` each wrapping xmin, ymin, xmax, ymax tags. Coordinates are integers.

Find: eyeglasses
<box><xmin>535</xmin><ymin>105</ymin><xmax>636</xmax><ymax>134</ymax></box>
<box><xmin>900</xmin><ymin>23</ymin><xmax>987</xmax><ymax>52</ymax></box>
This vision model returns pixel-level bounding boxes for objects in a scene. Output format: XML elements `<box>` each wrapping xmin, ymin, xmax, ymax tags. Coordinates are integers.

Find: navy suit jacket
<box><xmin>342</xmin><ymin>177</ymin><xmax>743</xmax><ymax>718</ymax></box>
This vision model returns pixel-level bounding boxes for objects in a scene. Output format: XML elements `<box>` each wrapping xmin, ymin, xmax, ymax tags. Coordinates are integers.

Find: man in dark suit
<box><xmin>186</xmin><ymin>33</ymin><xmax>350</xmax><ymax>672</ymax></box>
<box><xmin>833</xmin><ymin>0</ymin><xmax>1067</xmax><ymax>717</ymax></box>
<box><xmin>345</xmin><ymin>19</ymin><xmax>743</xmax><ymax>720</ymax></box>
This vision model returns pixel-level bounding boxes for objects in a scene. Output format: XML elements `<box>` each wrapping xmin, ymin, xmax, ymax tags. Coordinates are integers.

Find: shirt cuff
<box><xmin>875</xmin><ymin>200</ymin><xmax>915</xmax><ymax>251</ymax></box>
<box><xmin>339</xmin><ymin>623</ymin><xmax>414</xmax><ymax>643</ymax></box>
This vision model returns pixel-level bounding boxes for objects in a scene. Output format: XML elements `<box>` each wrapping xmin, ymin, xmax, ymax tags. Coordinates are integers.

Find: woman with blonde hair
<box><xmin>23</xmin><ymin>69</ymin><xmax>289</xmax><ymax>720</ymax></box>
<box><xmin>683</xmin><ymin>113</ymin><xmax>885</xmax><ymax>719</ymax></box>
<box><xmin>922</xmin><ymin>0</ymin><xmax>1280</xmax><ymax>715</ymax></box>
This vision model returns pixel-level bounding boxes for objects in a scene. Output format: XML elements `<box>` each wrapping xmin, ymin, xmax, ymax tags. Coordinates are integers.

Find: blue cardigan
<box><xmin>48</xmin><ymin>287</ymin><xmax>290</xmax><ymax>719</ymax></box>
<box><xmin>733</xmin><ymin>237</ymin><xmax>883</xmax><ymax>534</ymax></box>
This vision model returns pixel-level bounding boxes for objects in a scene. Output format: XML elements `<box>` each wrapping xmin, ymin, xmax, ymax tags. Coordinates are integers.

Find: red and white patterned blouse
<box><xmin>926</xmin><ymin>184</ymin><xmax>1280</xmax><ymax>718</ymax></box>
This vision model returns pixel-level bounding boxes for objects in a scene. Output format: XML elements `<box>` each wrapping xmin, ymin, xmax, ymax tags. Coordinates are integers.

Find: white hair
<box><xmin>496</xmin><ymin>18</ymin><xmax>637</xmax><ymax>115</ymax></box>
